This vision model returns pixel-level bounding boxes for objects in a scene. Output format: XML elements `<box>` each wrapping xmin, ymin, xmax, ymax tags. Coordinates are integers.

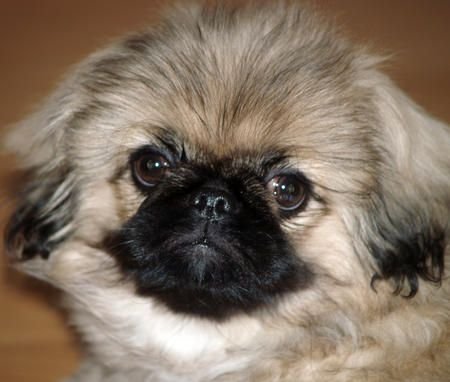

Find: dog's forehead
<box><xmin>73</xmin><ymin>5</ymin><xmax>376</xmax><ymax>177</ymax></box>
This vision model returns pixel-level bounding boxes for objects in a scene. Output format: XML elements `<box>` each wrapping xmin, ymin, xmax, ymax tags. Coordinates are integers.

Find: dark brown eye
<box><xmin>267</xmin><ymin>174</ymin><xmax>307</xmax><ymax>211</ymax></box>
<box><xmin>133</xmin><ymin>152</ymin><xmax>171</xmax><ymax>187</ymax></box>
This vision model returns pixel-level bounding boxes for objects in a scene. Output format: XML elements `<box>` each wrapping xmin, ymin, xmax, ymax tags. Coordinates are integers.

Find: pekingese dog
<box><xmin>4</xmin><ymin>1</ymin><xmax>450</xmax><ymax>381</ymax></box>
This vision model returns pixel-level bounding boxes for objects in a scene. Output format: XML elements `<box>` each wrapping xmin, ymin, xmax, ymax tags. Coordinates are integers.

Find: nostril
<box><xmin>193</xmin><ymin>193</ymin><xmax>208</xmax><ymax>211</ymax></box>
<box><xmin>214</xmin><ymin>196</ymin><xmax>230</xmax><ymax>215</ymax></box>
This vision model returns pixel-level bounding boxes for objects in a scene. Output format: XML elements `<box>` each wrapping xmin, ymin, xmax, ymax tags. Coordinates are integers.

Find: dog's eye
<box><xmin>267</xmin><ymin>174</ymin><xmax>307</xmax><ymax>211</ymax></box>
<box><xmin>132</xmin><ymin>152</ymin><xmax>171</xmax><ymax>187</ymax></box>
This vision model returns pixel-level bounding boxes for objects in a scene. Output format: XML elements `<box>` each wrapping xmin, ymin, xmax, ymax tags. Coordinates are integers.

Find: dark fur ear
<box><xmin>364</xmin><ymin>199</ymin><xmax>446</xmax><ymax>297</ymax></box>
<box><xmin>3</xmin><ymin>77</ymin><xmax>80</xmax><ymax>262</ymax></box>
<box><xmin>5</xmin><ymin>170</ymin><xmax>77</xmax><ymax>261</ymax></box>
<box><xmin>358</xmin><ymin>78</ymin><xmax>449</xmax><ymax>297</ymax></box>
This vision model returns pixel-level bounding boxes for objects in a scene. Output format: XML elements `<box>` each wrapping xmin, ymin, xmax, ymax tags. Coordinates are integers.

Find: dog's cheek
<box><xmin>73</xmin><ymin>181</ymin><xmax>125</xmax><ymax>246</ymax></box>
<box><xmin>5</xmin><ymin>171</ymin><xmax>77</xmax><ymax>263</ymax></box>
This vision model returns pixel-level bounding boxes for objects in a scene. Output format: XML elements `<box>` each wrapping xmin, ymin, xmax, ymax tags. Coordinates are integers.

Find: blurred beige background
<box><xmin>0</xmin><ymin>1</ymin><xmax>449</xmax><ymax>381</ymax></box>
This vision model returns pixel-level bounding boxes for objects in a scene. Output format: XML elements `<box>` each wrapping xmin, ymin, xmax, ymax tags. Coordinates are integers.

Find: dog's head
<box><xmin>5</xmin><ymin>3</ymin><xmax>449</xmax><ymax>324</ymax></box>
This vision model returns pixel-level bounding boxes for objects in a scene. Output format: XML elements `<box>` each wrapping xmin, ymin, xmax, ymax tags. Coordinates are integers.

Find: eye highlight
<box><xmin>267</xmin><ymin>173</ymin><xmax>308</xmax><ymax>212</ymax></box>
<box><xmin>132</xmin><ymin>151</ymin><xmax>172</xmax><ymax>187</ymax></box>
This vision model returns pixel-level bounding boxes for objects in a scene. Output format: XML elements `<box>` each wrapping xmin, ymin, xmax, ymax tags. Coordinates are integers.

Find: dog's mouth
<box><xmin>188</xmin><ymin>239</ymin><xmax>225</xmax><ymax>256</ymax></box>
<box><xmin>167</xmin><ymin>229</ymin><xmax>236</xmax><ymax>259</ymax></box>
<box><xmin>152</xmin><ymin>229</ymin><xmax>250</xmax><ymax>286</ymax></box>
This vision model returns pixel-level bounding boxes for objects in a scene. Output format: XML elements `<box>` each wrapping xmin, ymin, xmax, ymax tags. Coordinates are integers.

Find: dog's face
<box><xmin>112</xmin><ymin>145</ymin><xmax>314</xmax><ymax>319</ymax></box>
<box><xmin>5</xmin><ymin>3</ymin><xmax>448</xmax><ymax>329</ymax></box>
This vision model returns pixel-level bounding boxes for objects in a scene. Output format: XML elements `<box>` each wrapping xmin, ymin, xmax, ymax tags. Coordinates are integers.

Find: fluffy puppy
<box><xmin>4</xmin><ymin>2</ymin><xmax>450</xmax><ymax>381</ymax></box>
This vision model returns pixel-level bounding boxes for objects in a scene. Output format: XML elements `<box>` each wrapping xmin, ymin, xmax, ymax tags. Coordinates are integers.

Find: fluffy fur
<box><xmin>4</xmin><ymin>1</ymin><xmax>450</xmax><ymax>381</ymax></box>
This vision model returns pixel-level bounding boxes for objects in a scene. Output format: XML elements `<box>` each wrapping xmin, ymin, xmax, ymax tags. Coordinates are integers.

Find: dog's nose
<box><xmin>191</xmin><ymin>187</ymin><xmax>235</xmax><ymax>220</ymax></box>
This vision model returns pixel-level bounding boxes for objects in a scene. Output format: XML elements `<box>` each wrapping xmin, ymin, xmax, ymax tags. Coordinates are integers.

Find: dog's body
<box><xmin>5</xmin><ymin>2</ymin><xmax>450</xmax><ymax>381</ymax></box>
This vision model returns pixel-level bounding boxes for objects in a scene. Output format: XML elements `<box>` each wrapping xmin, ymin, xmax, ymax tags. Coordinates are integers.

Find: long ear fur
<box><xmin>5</xmin><ymin>170</ymin><xmax>77</xmax><ymax>261</ymax></box>
<box><xmin>356</xmin><ymin>73</ymin><xmax>450</xmax><ymax>297</ymax></box>
<box><xmin>4</xmin><ymin>80</ymin><xmax>80</xmax><ymax>262</ymax></box>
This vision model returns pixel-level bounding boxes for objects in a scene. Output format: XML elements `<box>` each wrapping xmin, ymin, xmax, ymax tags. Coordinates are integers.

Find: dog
<box><xmin>4</xmin><ymin>1</ymin><xmax>450</xmax><ymax>381</ymax></box>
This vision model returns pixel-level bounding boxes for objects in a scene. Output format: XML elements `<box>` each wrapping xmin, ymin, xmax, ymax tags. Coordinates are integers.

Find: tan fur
<box><xmin>5</xmin><ymin>2</ymin><xmax>450</xmax><ymax>381</ymax></box>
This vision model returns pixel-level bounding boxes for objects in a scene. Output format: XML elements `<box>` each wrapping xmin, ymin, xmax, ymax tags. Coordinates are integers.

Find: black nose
<box><xmin>191</xmin><ymin>187</ymin><xmax>236</xmax><ymax>220</ymax></box>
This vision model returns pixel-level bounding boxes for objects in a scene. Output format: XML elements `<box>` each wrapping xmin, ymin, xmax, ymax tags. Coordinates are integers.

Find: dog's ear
<box><xmin>4</xmin><ymin>81</ymin><xmax>79</xmax><ymax>263</ymax></box>
<box><xmin>5</xmin><ymin>170</ymin><xmax>77</xmax><ymax>262</ymax></box>
<box><xmin>355</xmin><ymin>74</ymin><xmax>449</xmax><ymax>297</ymax></box>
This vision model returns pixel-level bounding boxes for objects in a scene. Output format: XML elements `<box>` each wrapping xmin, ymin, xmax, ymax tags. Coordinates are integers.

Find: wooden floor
<box><xmin>0</xmin><ymin>1</ymin><xmax>449</xmax><ymax>381</ymax></box>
